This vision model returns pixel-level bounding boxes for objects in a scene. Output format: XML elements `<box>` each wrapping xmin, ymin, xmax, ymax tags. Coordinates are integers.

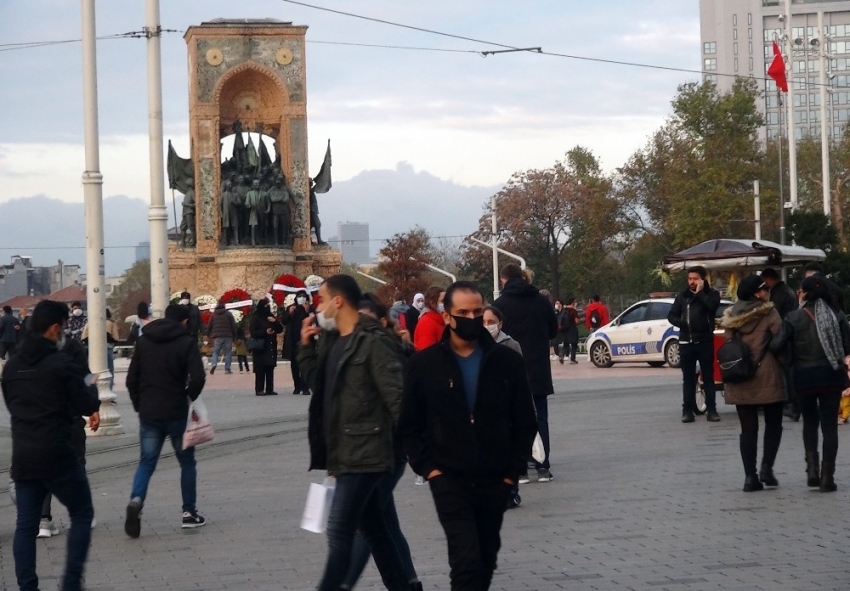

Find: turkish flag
<box><xmin>767</xmin><ymin>41</ymin><xmax>788</xmax><ymax>92</ymax></box>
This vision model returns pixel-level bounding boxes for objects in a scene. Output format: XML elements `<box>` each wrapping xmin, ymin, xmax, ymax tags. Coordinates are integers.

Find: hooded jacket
<box><xmin>126</xmin><ymin>318</ymin><xmax>206</xmax><ymax>421</ymax></box>
<box><xmin>298</xmin><ymin>314</ymin><xmax>404</xmax><ymax>474</ymax></box>
<box><xmin>413</xmin><ymin>309</ymin><xmax>445</xmax><ymax>351</ymax></box>
<box><xmin>719</xmin><ymin>300</ymin><xmax>786</xmax><ymax>406</ymax></box>
<box><xmin>494</xmin><ymin>278</ymin><xmax>558</xmax><ymax>397</ymax></box>
<box><xmin>668</xmin><ymin>284</ymin><xmax>721</xmax><ymax>344</ymax></box>
<box><xmin>399</xmin><ymin>325</ymin><xmax>537</xmax><ymax>484</ymax></box>
<box><xmin>207</xmin><ymin>305</ymin><xmax>238</xmax><ymax>339</ymax></box>
<box><xmin>2</xmin><ymin>335</ymin><xmax>100</xmax><ymax>480</ymax></box>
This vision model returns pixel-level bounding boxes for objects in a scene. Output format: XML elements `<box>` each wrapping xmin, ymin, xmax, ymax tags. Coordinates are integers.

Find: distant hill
<box><xmin>320</xmin><ymin>162</ymin><xmax>501</xmax><ymax>257</ymax></box>
<box><xmin>0</xmin><ymin>163</ymin><xmax>501</xmax><ymax>274</ymax></box>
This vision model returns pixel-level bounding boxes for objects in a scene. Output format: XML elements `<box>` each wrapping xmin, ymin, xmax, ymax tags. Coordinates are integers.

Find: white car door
<box><xmin>608</xmin><ymin>303</ymin><xmax>648</xmax><ymax>360</ymax></box>
<box><xmin>641</xmin><ymin>301</ymin><xmax>674</xmax><ymax>359</ymax></box>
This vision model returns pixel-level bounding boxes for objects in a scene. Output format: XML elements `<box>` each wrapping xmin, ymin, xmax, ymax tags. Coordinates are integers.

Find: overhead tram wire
<box><xmin>281</xmin><ymin>0</ymin><xmax>834</xmax><ymax>89</ymax></box>
<box><xmin>0</xmin><ymin>8</ymin><xmax>821</xmax><ymax>89</ymax></box>
<box><xmin>0</xmin><ymin>30</ymin><xmax>182</xmax><ymax>53</ymax></box>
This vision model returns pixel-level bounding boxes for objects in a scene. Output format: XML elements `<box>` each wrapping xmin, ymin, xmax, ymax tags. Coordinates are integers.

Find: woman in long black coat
<box><xmin>280</xmin><ymin>289</ymin><xmax>312</xmax><ymax>394</ymax></box>
<box><xmin>249</xmin><ymin>299</ymin><xmax>284</xmax><ymax>396</ymax></box>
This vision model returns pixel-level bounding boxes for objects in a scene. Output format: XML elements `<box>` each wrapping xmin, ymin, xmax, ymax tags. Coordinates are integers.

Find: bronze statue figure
<box><xmin>180</xmin><ymin>179</ymin><xmax>196</xmax><ymax>247</ymax></box>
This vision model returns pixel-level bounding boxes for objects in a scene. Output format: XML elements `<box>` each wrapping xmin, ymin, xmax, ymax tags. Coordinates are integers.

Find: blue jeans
<box><xmin>130</xmin><ymin>417</ymin><xmax>196</xmax><ymax>512</ymax></box>
<box><xmin>210</xmin><ymin>337</ymin><xmax>233</xmax><ymax>371</ymax></box>
<box><xmin>319</xmin><ymin>472</ymin><xmax>410</xmax><ymax>591</ymax></box>
<box><xmin>14</xmin><ymin>463</ymin><xmax>94</xmax><ymax>591</ymax></box>
<box><xmin>107</xmin><ymin>344</ymin><xmax>115</xmax><ymax>389</ymax></box>
<box><xmin>342</xmin><ymin>462</ymin><xmax>418</xmax><ymax>588</ymax></box>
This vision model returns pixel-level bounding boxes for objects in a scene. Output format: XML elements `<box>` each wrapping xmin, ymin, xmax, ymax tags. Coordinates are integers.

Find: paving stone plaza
<box><xmin>1</xmin><ymin>361</ymin><xmax>847</xmax><ymax>590</ymax></box>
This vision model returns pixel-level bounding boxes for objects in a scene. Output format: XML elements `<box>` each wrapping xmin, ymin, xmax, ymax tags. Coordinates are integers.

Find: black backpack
<box><xmin>590</xmin><ymin>309</ymin><xmax>601</xmax><ymax>329</ymax></box>
<box><xmin>717</xmin><ymin>330</ymin><xmax>766</xmax><ymax>384</ymax></box>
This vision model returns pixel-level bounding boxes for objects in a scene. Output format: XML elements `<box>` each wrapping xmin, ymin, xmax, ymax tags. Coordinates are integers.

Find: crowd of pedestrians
<box><xmin>7</xmin><ymin>259</ymin><xmax>850</xmax><ymax>590</ymax></box>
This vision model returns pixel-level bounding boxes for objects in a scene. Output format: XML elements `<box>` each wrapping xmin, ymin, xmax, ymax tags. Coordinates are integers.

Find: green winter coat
<box><xmin>298</xmin><ymin>314</ymin><xmax>403</xmax><ymax>474</ymax></box>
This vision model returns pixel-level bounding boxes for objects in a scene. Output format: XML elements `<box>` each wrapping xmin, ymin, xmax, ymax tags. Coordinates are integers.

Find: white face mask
<box><xmin>179</xmin><ymin>299</ymin><xmax>190</xmax><ymax>305</ymax></box>
<box><xmin>72</xmin><ymin>309</ymin><xmax>83</xmax><ymax>317</ymax></box>
<box><xmin>486</xmin><ymin>324</ymin><xmax>500</xmax><ymax>339</ymax></box>
<box><xmin>437</xmin><ymin>303</ymin><xmax>445</xmax><ymax>313</ymax></box>
<box><xmin>316</xmin><ymin>310</ymin><xmax>337</xmax><ymax>332</ymax></box>
<box><xmin>296</xmin><ymin>296</ymin><xmax>307</xmax><ymax>305</ymax></box>
<box><xmin>413</xmin><ymin>300</ymin><xmax>425</xmax><ymax>311</ymax></box>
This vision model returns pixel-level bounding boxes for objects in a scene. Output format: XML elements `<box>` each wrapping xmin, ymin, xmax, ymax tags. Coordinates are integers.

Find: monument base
<box><xmin>169</xmin><ymin>242</ymin><xmax>342</xmax><ymax>298</ymax></box>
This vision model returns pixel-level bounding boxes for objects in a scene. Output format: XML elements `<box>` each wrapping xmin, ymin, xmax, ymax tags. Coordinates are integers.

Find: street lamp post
<box><xmin>816</xmin><ymin>10</ymin><xmax>832</xmax><ymax>217</ymax></box>
<box><xmin>145</xmin><ymin>0</ymin><xmax>170</xmax><ymax>318</ymax></box>
<box><xmin>81</xmin><ymin>0</ymin><xmax>123</xmax><ymax>435</ymax></box>
<box><xmin>784</xmin><ymin>0</ymin><xmax>799</xmax><ymax>211</ymax></box>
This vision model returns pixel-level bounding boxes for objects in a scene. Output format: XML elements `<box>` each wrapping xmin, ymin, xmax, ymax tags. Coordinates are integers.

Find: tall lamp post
<box><xmin>81</xmin><ymin>0</ymin><xmax>123</xmax><ymax>435</ymax></box>
<box><xmin>784</xmin><ymin>0</ymin><xmax>799</xmax><ymax>211</ymax></box>
<box><xmin>145</xmin><ymin>0</ymin><xmax>170</xmax><ymax>318</ymax></box>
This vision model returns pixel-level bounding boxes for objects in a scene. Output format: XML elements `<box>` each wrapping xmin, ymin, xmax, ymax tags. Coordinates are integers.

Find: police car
<box><xmin>586</xmin><ymin>297</ymin><xmax>731</xmax><ymax>368</ymax></box>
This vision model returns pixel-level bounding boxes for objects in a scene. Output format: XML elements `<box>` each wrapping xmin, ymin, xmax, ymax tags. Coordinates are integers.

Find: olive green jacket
<box><xmin>298</xmin><ymin>314</ymin><xmax>404</xmax><ymax>474</ymax></box>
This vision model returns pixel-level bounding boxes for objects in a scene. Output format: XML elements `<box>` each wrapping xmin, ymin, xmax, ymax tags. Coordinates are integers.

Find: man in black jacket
<box><xmin>667</xmin><ymin>266</ymin><xmax>721</xmax><ymax>423</ymax></box>
<box><xmin>124</xmin><ymin>304</ymin><xmax>207</xmax><ymax>538</ymax></box>
<box><xmin>2</xmin><ymin>300</ymin><xmax>100</xmax><ymax>591</ymax></box>
<box><xmin>494</xmin><ymin>263</ymin><xmax>557</xmax><ymax>482</ymax></box>
<box><xmin>400</xmin><ymin>281</ymin><xmax>537</xmax><ymax>590</ymax></box>
<box><xmin>179</xmin><ymin>290</ymin><xmax>202</xmax><ymax>342</ymax></box>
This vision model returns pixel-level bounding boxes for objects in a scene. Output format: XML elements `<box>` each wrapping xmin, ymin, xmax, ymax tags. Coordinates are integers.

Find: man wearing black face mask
<box><xmin>399</xmin><ymin>281</ymin><xmax>537</xmax><ymax>590</ymax></box>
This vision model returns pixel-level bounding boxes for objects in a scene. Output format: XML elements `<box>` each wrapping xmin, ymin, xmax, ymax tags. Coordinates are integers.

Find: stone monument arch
<box><xmin>169</xmin><ymin>19</ymin><xmax>339</xmax><ymax>299</ymax></box>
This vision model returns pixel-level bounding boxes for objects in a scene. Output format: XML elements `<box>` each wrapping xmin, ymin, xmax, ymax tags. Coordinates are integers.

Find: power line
<box><xmin>307</xmin><ymin>39</ymin><xmax>480</xmax><ymax>54</ymax></box>
<box><xmin>0</xmin><ymin>30</ymin><xmax>181</xmax><ymax>53</ymax></box>
<box><xmin>281</xmin><ymin>0</ymin><xmax>838</xmax><ymax>88</ymax></box>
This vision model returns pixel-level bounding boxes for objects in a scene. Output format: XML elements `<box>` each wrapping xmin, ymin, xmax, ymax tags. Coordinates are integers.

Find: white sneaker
<box><xmin>37</xmin><ymin>519</ymin><xmax>59</xmax><ymax>538</ymax></box>
<box><xmin>518</xmin><ymin>474</ymin><xmax>530</xmax><ymax>485</ymax></box>
<box><xmin>415</xmin><ymin>475</ymin><xmax>426</xmax><ymax>486</ymax></box>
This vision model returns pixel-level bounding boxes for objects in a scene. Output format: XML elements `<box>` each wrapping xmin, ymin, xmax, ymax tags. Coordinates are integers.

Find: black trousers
<box><xmin>735</xmin><ymin>402</ymin><xmax>784</xmax><ymax>474</ymax></box>
<box><xmin>800</xmin><ymin>387</ymin><xmax>842</xmax><ymax>463</ymax></box>
<box><xmin>254</xmin><ymin>364</ymin><xmax>275</xmax><ymax>394</ymax></box>
<box><xmin>679</xmin><ymin>340</ymin><xmax>716</xmax><ymax>412</ymax></box>
<box><xmin>290</xmin><ymin>349</ymin><xmax>306</xmax><ymax>392</ymax></box>
<box><xmin>428</xmin><ymin>475</ymin><xmax>511</xmax><ymax>591</ymax></box>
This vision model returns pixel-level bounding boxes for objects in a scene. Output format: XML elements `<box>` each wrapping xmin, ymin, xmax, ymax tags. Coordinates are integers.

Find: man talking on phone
<box><xmin>668</xmin><ymin>266</ymin><xmax>721</xmax><ymax>423</ymax></box>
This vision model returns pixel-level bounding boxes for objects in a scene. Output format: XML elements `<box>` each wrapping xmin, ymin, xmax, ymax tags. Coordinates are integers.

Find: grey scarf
<box><xmin>811</xmin><ymin>299</ymin><xmax>844</xmax><ymax>371</ymax></box>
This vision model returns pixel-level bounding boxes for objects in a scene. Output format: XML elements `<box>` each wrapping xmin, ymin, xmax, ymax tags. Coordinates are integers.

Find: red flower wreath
<box><xmin>269</xmin><ymin>274</ymin><xmax>306</xmax><ymax>306</ymax></box>
<box><xmin>219</xmin><ymin>288</ymin><xmax>254</xmax><ymax>316</ymax></box>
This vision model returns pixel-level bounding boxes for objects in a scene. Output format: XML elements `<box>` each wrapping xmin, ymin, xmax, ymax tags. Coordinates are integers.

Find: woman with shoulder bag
<box><xmin>249</xmin><ymin>299</ymin><xmax>284</xmax><ymax>397</ymax></box>
<box><xmin>776</xmin><ymin>275</ymin><xmax>850</xmax><ymax>492</ymax></box>
<box><xmin>719</xmin><ymin>275</ymin><xmax>786</xmax><ymax>492</ymax></box>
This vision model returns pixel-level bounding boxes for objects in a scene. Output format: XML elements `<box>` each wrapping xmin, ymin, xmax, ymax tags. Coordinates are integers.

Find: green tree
<box><xmin>616</xmin><ymin>78</ymin><xmax>767</xmax><ymax>250</ymax></box>
<box><xmin>463</xmin><ymin>147</ymin><xmax>622</xmax><ymax>300</ymax></box>
<box><xmin>107</xmin><ymin>260</ymin><xmax>151</xmax><ymax>337</ymax></box>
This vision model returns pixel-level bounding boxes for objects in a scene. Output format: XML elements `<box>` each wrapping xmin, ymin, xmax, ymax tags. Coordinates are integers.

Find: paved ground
<box><xmin>1</xmin><ymin>359</ymin><xmax>849</xmax><ymax>590</ymax></box>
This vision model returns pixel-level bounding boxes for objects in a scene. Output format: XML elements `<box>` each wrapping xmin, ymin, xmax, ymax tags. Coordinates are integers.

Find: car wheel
<box><xmin>664</xmin><ymin>340</ymin><xmax>681</xmax><ymax>369</ymax></box>
<box><xmin>589</xmin><ymin>341</ymin><xmax>614</xmax><ymax>368</ymax></box>
<box><xmin>695</xmin><ymin>381</ymin><xmax>708</xmax><ymax>415</ymax></box>
<box><xmin>647</xmin><ymin>361</ymin><xmax>665</xmax><ymax>368</ymax></box>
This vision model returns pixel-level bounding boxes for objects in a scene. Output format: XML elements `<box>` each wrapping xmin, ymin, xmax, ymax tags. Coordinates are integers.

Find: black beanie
<box><xmin>737</xmin><ymin>275</ymin><xmax>767</xmax><ymax>301</ymax></box>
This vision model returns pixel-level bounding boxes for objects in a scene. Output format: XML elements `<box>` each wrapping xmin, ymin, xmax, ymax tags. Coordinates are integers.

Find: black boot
<box><xmin>806</xmin><ymin>451</ymin><xmax>820</xmax><ymax>487</ymax></box>
<box><xmin>740</xmin><ymin>433</ymin><xmax>762</xmax><ymax>492</ymax></box>
<box><xmin>409</xmin><ymin>582</ymin><xmax>424</xmax><ymax>591</ymax></box>
<box><xmin>759</xmin><ymin>464</ymin><xmax>778</xmax><ymax>487</ymax></box>
<box><xmin>759</xmin><ymin>423</ymin><xmax>782</xmax><ymax>487</ymax></box>
<box><xmin>820</xmin><ymin>461</ymin><xmax>837</xmax><ymax>492</ymax></box>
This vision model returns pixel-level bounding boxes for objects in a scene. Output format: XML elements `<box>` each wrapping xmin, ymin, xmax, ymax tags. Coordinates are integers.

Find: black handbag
<box><xmin>246</xmin><ymin>337</ymin><xmax>266</xmax><ymax>352</ymax></box>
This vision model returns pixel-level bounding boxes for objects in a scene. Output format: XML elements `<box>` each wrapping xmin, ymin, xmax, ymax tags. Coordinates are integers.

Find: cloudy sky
<box><xmin>0</xmin><ymin>0</ymin><xmax>700</xmax><ymax>205</ymax></box>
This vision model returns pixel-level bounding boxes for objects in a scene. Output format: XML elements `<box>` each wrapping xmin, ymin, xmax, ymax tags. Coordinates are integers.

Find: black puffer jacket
<box><xmin>207</xmin><ymin>306</ymin><xmax>237</xmax><ymax>339</ymax></box>
<box><xmin>668</xmin><ymin>285</ymin><xmax>721</xmax><ymax>344</ymax></box>
<box><xmin>126</xmin><ymin>318</ymin><xmax>205</xmax><ymax>421</ymax></box>
<box><xmin>399</xmin><ymin>325</ymin><xmax>537</xmax><ymax>483</ymax></box>
<box><xmin>494</xmin><ymin>278</ymin><xmax>557</xmax><ymax>397</ymax></box>
<box><xmin>2</xmin><ymin>336</ymin><xmax>100</xmax><ymax>480</ymax></box>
